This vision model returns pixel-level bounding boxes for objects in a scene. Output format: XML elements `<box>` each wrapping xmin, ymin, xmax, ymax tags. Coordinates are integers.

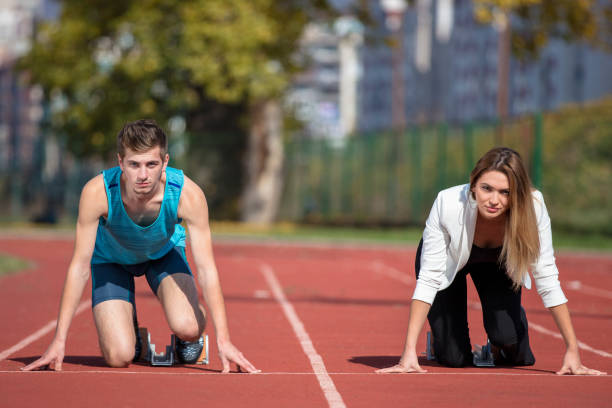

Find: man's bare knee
<box><xmin>171</xmin><ymin>318</ymin><xmax>201</xmax><ymax>342</ymax></box>
<box><xmin>101</xmin><ymin>343</ymin><xmax>135</xmax><ymax>368</ymax></box>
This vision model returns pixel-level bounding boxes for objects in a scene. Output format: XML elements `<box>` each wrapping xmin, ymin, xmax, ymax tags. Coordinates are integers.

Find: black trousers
<box><xmin>415</xmin><ymin>240</ymin><xmax>535</xmax><ymax>367</ymax></box>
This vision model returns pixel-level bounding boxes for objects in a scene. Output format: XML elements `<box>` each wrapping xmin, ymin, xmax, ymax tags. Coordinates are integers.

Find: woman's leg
<box><xmin>470</xmin><ymin>263</ymin><xmax>535</xmax><ymax>366</ymax></box>
<box><xmin>416</xmin><ymin>239</ymin><xmax>473</xmax><ymax>367</ymax></box>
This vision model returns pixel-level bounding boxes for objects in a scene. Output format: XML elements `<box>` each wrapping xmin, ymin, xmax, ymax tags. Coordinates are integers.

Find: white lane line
<box><xmin>566</xmin><ymin>280</ymin><xmax>612</xmax><ymax>300</ymax></box>
<box><xmin>528</xmin><ymin>321</ymin><xmax>612</xmax><ymax>358</ymax></box>
<box><xmin>4</xmin><ymin>370</ymin><xmax>610</xmax><ymax>377</ymax></box>
<box><xmin>260</xmin><ymin>263</ymin><xmax>346</xmax><ymax>408</ymax></box>
<box><xmin>0</xmin><ymin>299</ymin><xmax>90</xmax><ymax>362</ymax></box>
<box><xmin>371</xmin><ymin>265</ymin><xmax>612</xmax><ymax>359</ymax></box>
<box><xmin>370</xmin><ymin>261</ymin><xmax>414</xmax><ymax>286</ymax></box>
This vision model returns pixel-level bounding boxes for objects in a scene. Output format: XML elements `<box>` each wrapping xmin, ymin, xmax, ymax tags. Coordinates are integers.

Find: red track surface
<box><xmin>1</xmin><ymin>237</ymin><xmax>611</xmax><ymax>407</ymax></box>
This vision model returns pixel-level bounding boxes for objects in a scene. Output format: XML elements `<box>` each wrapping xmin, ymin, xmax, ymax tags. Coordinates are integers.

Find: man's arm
<box><xmin>22</xmin><ymin>175</ymin><xmax>106</xmax><ymax>371</ymax></box>
<box><xmin>178</xmin><ymin>176</ymin><xmax>259</xmax><ymax>373</ymax></box>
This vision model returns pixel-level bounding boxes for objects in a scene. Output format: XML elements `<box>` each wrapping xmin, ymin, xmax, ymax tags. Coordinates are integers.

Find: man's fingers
<box><xmin>237</xmin><ymin>356</ymin><xmax>259</xmax><ymax>373</ymax></box>
<box><xmin>220</xmin><ymin>355</ymin><xmax>231</xmax><ymax>373</ymax></box>
<box><xmin>231</xmin><ymin>354</ymin><xmax>259</xmax><ymax>373</ymax></box>
<box><xmin>21</xmin><ymin>357</ymin><xmax>50</xmax><ymax>372</ymax></box>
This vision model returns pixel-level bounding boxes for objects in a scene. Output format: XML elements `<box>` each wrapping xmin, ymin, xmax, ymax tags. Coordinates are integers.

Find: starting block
<box><xmin>195</xmin><ymin>334</ymin><xmax>210</xmax><ymax>365</ymax></box>
<box><xmin>138</xmin><ymin>328</ymin><xmax>209</xmax><ymax>366</ymax></box>
<box><xmin>472</xmin><ymin>339</ymin><xmax>495</xmax><ymax>367</ymax></box>
<box><xmin>426</xmin><ymin>331</ymin><xmax>435</xmax><ymax>361</ymax></box>
<box><xmin>424</xmin><ymin>331</ymin><xmax>495</xmax><ymax>367</ymax></box>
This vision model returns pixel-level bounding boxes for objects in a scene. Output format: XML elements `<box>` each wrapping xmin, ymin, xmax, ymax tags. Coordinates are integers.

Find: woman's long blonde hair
<box><xmin>469</xmin><ymin>147</ymin><xmax>540</xmax><ymax>289</ymax></box>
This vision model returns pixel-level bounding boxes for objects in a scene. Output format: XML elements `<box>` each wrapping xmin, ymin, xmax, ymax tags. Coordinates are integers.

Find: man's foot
<box><xmin>175</xmin><ymin>337</ymin><xmax>205</xmax><ymax>364</ymax></box>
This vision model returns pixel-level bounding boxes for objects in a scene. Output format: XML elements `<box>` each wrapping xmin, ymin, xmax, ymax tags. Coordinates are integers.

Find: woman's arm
<box><xmin>533</xmin><ymin>193</ymin><xmax>605</xmax><ymax>375</ymax></box>
<box><xmin>549</xmin><ymin>303</ymin><xmax>606</xmax><ymax>375</ymax></box>
<box><xmin>377</xmin><ymin>191</ymin><xmax>451</xmax><ymax>373</ymax></box>
<box><xmin>376</xmin><ymin>300</ymin><xmax>431</xmax><ymax>373</ymax></box>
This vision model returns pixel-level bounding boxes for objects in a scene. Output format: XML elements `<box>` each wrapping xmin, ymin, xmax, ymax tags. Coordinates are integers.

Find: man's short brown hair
<box><xmin>117</xmin><ymin>119</ymin><xmax>168</xmax><ymax>158</ymax></box>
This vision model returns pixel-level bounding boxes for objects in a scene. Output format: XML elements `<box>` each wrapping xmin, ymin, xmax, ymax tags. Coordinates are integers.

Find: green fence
<box><xmin>279</xmin><ymin>115</ymin><xmax>543</xmax><ymax>226</ymax></box>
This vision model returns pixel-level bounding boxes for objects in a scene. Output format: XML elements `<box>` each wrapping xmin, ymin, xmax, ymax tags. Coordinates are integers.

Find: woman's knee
<box><xmin>484</xmin><ymin>309</ymin><xmax>526</xmax><ymax>347</ymax></box>
<box><xmin>437</xmin><ymin>351</ymin><xmax>472</xmax><ymax>368</ymax></box>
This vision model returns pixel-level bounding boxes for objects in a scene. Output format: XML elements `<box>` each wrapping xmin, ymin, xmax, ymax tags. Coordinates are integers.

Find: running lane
<box><xmin>246</xmin><ymin>244</ymin><xmax>612</xmax><ymax>407</ymax></box>
<box><xmin>0</xmin><ymin>238</ymin><xmax>330</xmax><ymax>408</ymax></box>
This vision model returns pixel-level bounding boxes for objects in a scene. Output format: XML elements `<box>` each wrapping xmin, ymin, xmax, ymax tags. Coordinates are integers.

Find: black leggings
<box><xmin>416</xmin><ymin>240</ymin><xmax>535</xmax><ymax>367</ymax></box>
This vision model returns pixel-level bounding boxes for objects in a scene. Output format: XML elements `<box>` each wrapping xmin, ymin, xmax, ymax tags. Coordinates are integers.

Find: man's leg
<box><xmin>93</xmin><ymin>300</ymin><xmax>137</xmax><ymax>367</ymax></box>
<box><xmin>146</xmin><ymin>248</ymin><xmax>206</xmax><ymax>342</ymax></box>
<box><xmin>470</xmin><ymin>263</ymin><xmax>535</xmax><ymax>366</ymax></box>
<box><xmin>91</xmin><ymin>262</ymin><xmax>140</xmax><ymax>367</ymax></box>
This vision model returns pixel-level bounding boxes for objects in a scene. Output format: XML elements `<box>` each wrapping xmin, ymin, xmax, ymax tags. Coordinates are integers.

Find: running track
<box><xmin>1</xmin><ymin>236</ymin><xmax>611</xmax><ymax>407</ymax></box>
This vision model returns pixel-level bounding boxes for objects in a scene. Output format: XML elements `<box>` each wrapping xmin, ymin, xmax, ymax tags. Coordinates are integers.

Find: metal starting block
<box><xmin>138</xmin><ymin>328</ymin><xmax>209</xmax><ymax>366</ymax></box>
<box><xmin>472</xmin><ymin>339</ymin><xmax>495</xmax><ymax>367</ymax></box>
<box><xmin>196</xmin><ymin>334</ymin><xmax>210</xmax><ymax>365</ymax></box>
<box><xmin>426</xmin><ymin>331</ymin><xmax>436</xmax><ymax>361</ymax></box>
<box><xmin>148</xmin><ymin>332</ymin><xmax>175</xmax><ymax>366</ymax></box>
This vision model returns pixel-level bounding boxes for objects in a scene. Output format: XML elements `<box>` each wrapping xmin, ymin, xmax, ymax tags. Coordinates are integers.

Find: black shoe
<box><xmin>175</xmin><ymin>337</ymin><xmax>204</xmax><ymax>364</ymax></box>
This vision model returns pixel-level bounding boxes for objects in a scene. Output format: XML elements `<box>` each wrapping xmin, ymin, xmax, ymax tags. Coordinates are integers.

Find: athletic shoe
<box><xmin>175</xmin><ymin>336</ymin><xmax>204</xmax><ymax>364</ymax></box>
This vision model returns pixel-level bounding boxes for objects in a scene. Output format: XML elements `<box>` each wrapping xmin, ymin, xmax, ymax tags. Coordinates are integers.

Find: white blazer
<box><xmin>412</xmin><ymin>184</ymin><xmax>567</xmax><ymax>308</ymax></box>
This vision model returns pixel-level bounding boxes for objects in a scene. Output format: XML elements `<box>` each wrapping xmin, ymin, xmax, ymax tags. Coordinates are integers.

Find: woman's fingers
<box><xmin>375</xmin><ymin>364</ymin><xmax>427</xmax><ymax>374</ymax></box>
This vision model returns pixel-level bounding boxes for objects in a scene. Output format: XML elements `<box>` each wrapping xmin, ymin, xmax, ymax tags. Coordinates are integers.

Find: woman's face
<box><xmin>472</xmin><ymin>170</ymin><xmax>510</xmax><ymax>221</ymax></box>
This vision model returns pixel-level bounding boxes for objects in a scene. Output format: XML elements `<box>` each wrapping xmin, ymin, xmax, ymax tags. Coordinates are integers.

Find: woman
<box><xmin>378</xmin><ymin>147</ymin><xmax>605</xmax><ymax>375</ymax></box>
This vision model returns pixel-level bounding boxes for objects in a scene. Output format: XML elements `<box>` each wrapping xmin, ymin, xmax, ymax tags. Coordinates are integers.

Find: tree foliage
<box><xmin>18</xmin><ymin>0</ymin><xmax>336</xmax><ymax>158</ymax></box>
<box><xmin>542</xmin><ymin>97</ymin><xmax>612</xmax><ymax>234</ymax></box>
<box><xmin>473</xmin><ymin>0</ymin><xmax>612</xmax><ymax>59</ymax></box>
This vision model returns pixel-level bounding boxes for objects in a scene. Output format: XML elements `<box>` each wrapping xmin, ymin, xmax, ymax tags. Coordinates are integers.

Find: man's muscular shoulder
<box><xmin>177</xmin><ymin>175</ymin><xmax>208</xmax><ymax>222</ymax></box>
<box><xmin>79</xmin><ymin>174</ymin><xmax>109</xmax><ymax>220</ymax></box>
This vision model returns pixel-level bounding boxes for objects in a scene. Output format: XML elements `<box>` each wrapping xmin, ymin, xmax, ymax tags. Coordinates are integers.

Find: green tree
<box><xmin>18</xmin><ymin>0</ymin><xmax>337</xmax><ymax>221</ymax></box>
<box><xmin>474</xmin><ymin>0</ymin><xmax>611</xmax><ymax>59</ymax></box>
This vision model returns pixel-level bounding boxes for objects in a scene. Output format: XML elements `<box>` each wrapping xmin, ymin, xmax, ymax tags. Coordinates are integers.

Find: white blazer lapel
<box><xmin>456</xmin><ymin>185</ymin><xmax>477</xmax><ymax>272</ymax></box>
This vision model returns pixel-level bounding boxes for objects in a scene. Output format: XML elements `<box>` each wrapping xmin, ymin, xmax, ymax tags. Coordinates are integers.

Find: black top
<box><xmin>467</xmin><ymin>244</ymin><xmax>502</xmax><ymax>265</ymax></box>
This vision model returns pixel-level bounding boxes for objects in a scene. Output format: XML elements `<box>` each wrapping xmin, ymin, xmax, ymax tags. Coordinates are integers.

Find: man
<box><xmin>23</xmin><ymin>119</ymin><xmax>258</xmax><ymax>373</ymax></box>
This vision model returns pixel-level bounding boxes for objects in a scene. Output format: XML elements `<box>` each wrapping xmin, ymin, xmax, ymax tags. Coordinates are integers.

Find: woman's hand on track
<box><xmin>21</xmin><ymin>339</ymin><xmax>65</xmax><ymax>371</ymax></box>
<box><xmin>556</xmin><ymin>349</ymin><xmax>606</xmax><ymax>376</ymax></box>
<box><xmin>375</xmin><ymin>351</ymin><xmax>427</xmax><ymax>374</ymax></box>
<box><xmin>217</xmin><ymin>340</ymin><xmax>261</xmax><ymax>374</ymax></box>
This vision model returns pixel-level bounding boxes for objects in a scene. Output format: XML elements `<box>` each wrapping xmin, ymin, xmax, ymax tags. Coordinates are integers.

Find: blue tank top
<box><xmin>91</xmin><ymin>166</ymin><xmax>186</xmax><ymax>265</ymax></box>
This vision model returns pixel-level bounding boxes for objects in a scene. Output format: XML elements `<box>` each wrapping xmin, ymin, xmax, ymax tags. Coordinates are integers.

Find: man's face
<box><xmin>118</xmin><ymin>146</ymin><xmax>168</xmax><ymax>197</ymax></box>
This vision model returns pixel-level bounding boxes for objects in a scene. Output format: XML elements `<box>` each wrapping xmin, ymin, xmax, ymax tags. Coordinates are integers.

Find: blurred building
<box><xmin>287</xmin><ymin>0</ymin><xmax>612</xmax><ymax>138</ymax></box>
<box><xmin>0</xmin><ymin>0</ymin><xmax>58</xmax><ymax>216</ymax></box>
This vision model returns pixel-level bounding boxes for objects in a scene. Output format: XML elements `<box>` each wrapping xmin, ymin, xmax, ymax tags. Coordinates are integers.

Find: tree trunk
<box><xmin>496</xmin><ymin>11</ymin><xmax>510</xmax><ymax>145</ymax></box>
<box><xmin>240</xmin><ymin>99</ymin><xmax>284</xmax><ymax>224</ymax></box>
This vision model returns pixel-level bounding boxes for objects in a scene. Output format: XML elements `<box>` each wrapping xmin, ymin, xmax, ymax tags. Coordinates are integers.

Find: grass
<box><xmin>211</xmin><ymin>222</ymin><xmax>423</xmax><ymax>245</ymax></box>
<box><xmin>1</xmin><ymin>220</ymin><xmax>611</xmax><ymax>252</ymax></box>
<box><xmin>0</xmin><ymin>254</ymin><xmax>31</xmax><ymax>278</ymax></box>
<box><xmin>210</xmin><ymin>222</ymin><xmax>612</xmax><ymax>252</ymax></box>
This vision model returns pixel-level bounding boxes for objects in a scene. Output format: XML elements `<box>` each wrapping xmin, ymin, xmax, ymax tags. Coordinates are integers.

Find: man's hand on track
<box><xmin>218</xmin><ymin>340</ymin><xmax>260</xmax><ymax>374</ymax></box>
<box><xmin>21</xmin><ymin>339</ymin><xmax>65</xmax><ymax>371</ymax></box>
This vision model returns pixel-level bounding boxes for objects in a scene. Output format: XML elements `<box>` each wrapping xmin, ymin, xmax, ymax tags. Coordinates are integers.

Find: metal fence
<box><xmin>278</xmin><ymin>114</ymin><xmax>543</xmax><ymax>226</ymax></box>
